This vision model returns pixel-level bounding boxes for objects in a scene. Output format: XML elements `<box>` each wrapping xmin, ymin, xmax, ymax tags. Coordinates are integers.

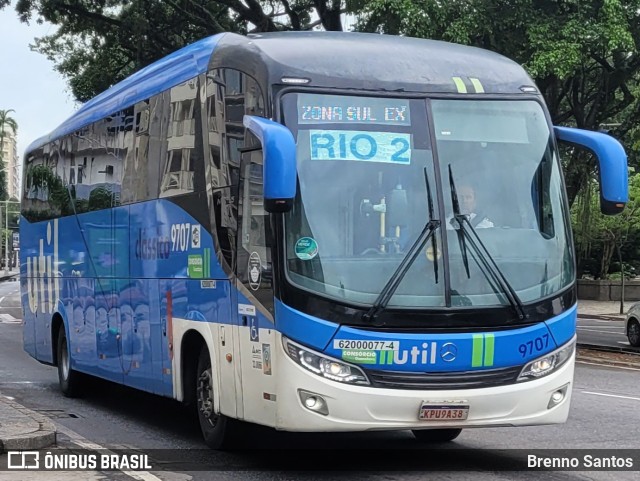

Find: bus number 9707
<box><xmin>518</xmin><ymin>334</ymin><xmax>550</xmax><ymax>358</ymax></box>
<box><xmin>171</xmin><ymin>223</ymin><xmax>191</xmax><ymax>252</ymax></box>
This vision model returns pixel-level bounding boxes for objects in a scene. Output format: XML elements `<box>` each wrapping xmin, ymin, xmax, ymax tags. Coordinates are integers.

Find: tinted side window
<box><xmin>159</xmin><ymin>77</ymin><xmax>205</xmax><ymax>198</ymax></box>
<box><xmin>205</xmin><ymin>69</ymin><xmax>265</xmax><ymax>272</ymax></box>
<box><xmin>22</xmin><ymin>137</ymin><xmax>81</xmax><ymax>221</ymax></box>
<box><xmin>70</xmin><ymin>109</ymin><xmax>128</xmax><ymax>212</ymax></box>
<box><xmin>121</xmin><ymin>98</ymin><xmax>163</xmax><ymax>203</ymax></box>
<box><xmin>22</xmin><ymin>144</ymin><xmax>72</xmax><ymax>222</ymax></box>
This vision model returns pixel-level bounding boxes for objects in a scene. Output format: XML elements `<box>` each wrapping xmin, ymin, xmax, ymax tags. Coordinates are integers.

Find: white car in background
<box><xmin>626</xmin><ymin>303</ymin><xmax>640</xmax><ymax>347</ymax></box>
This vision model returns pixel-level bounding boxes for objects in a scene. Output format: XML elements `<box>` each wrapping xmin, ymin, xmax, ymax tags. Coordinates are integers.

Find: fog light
<box><xmin>298</xmin><ymin>390</ymin><xmax>329</xmax><ymax>416</ymax></box>
<box><xmin>547</xmin><ymin>384</ymin><xmax>569</xmax><ymax>409</ymax></box>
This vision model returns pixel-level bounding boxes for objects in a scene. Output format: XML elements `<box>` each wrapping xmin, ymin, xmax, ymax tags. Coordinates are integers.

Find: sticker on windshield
<box><xmin>248</xmin><ymin>252</ymin><xmax>262</xmax><ymax>290</ymax></box>
<box><xmin>295</xmin><ymin>237</ymin><xmax>319</xmax><ymax>260</ymax></box>
<box><xmin>309</xmin><ymin>130</ymin><xmax>411</xmax><ymax>164</ymax></box>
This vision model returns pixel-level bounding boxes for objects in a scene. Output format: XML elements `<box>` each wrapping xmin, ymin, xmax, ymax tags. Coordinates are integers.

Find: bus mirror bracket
<box><xmin>243</xmin><ymin>115</ymin><xmax>297</xmax><ymax>213</ymax></box>
<box><xmin>554</xmin><ymin>126</ymin><xmax>628</xmax><ymax>215</ymax></box>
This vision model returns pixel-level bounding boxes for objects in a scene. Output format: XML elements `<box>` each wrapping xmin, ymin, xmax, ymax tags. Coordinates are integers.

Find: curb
<box><xmin>577</xmin><ymin>314</ymin><xmax>625</xmax><ymax>321</ymax></box>
<box><xmin>0</xmin><ymin>398</ymin><xmax>56</xmax><ymax>454</ymax></box>
<box><xmin>577</xmin><ymin>342</ymin><xmax>640</xmax><ymax>356</ymax></box>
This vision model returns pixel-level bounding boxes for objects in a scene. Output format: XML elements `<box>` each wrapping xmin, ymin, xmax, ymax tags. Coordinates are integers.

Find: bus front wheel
<box><xmin>196</xmin><ymin>345</ymin><xmax>238</xmax><ymax>449</ymax></box>
<box><xmin>57</xmin><ymin>325</ymin><xmax>82</xmax><ymax>397</ymax></box>
<box><xmin>412</xmin><ymin>428</ymin><xmax>462</xmax><ymax>443</ymax></box>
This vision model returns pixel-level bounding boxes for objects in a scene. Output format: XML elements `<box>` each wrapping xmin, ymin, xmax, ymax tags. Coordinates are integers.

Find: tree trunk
<box><xmin>599</xmin><ymin>240</ymin><xmax>615</xmax><ymax>279</ymax></box>
<box><xmin>314</xmin><ymin>0</ymin><xmax>344</xmax><ymax>31</ymax></box>
<box><xmin>563</xmin><ymin>150</ymin><xmax>594</xmax><ymax>208</ymax></box>
<box><xmin>618</xmin><ymin>242</ymin><xmax>625</xmax><ymax>314</ymax></box>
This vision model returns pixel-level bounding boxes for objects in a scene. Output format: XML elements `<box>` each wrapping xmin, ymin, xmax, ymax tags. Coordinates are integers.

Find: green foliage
<box><xmin>88</xmin><ymin>186</ymin><xmax>115</xmax><ymax>211</ymax></box>
<box><xmin>25</xmin><ymin>163</ymin><xmax>73</xmax><ymax>217</ymax></box>
<box><xmin>572</xmin><ymin>171</ymin><xmax>640</xmax><ymax>278</ymax></box>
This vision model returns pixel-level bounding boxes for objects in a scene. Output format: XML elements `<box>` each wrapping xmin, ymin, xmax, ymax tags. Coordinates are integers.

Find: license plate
<box><xmin>419</xmin><ymin>403</ymin><xmax>469</xmax><ymax>421</ymax></box>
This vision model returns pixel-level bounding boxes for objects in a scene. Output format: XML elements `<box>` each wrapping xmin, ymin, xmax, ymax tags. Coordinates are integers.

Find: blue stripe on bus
<box><xmin>26</xmin><ymin>34</ymin><xmax>225</xmax><ymax>154</ymax></box>
<box><xmin>544</xmin><ymin>303</ymin><xmax>577</xmax><ymax>346</ymax></box>
<box><xmin>323</xmin><ymin>308</ymin><xmax>576</xmax><ymax>372</ymax></box>
<box><xmin>274</xmin><ymin>299</ymin><xmax>339</xmax><ymax>351</ymax></box>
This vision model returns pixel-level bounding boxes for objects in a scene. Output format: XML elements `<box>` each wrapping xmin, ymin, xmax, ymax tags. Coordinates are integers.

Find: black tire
<box><xmin>628</xmin><ymin>319</ymin><xmax>640</xmax><ymax>347</ymax></box>
<box><xmin>412</xmin><ymin>428</ymin><xmax>462</xmax><ymax>443</ymax></box>
<box><xmin>196</xmin><ymin>345</ymin><xmax>240</xmax><ymax>449</ymax></box>
<box><xmin>57</xmin><ymin>325</ymin><xmax>82</xmax><ymax>397</ymax></box>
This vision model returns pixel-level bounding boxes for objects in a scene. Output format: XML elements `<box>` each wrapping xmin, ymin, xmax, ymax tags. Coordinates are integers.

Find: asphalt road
<box><xmin>577</xmin><ymin>317</ymin><xmax>631</xmax><ymax>350</ymax></box>
<box><xmin>1</xmin><ymin>280</ymin><xmax>640</xmax><ymax>480</ymax></box>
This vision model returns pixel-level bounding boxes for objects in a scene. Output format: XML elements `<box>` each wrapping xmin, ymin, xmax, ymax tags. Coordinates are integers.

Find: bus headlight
<box><xmin>517</xmin><ymin>337</ymin><xmax>576</xmax><ymax>381</ymax></box>
<box><xmin>283</xmin><ymin>337</ymin><xmax>370</xmax><ymax>385</ymax></box>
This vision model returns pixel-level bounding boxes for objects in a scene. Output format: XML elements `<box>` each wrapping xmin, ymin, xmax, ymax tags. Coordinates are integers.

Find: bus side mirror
<box><xmin>243</xmin><ymin>115</ymin><xmax>297</xmax><ymax>213</ymax></box>
<box><xmin>554</xmin><ymin>126</ymin><xmax>628</xmax><ymax>215</ymax></box>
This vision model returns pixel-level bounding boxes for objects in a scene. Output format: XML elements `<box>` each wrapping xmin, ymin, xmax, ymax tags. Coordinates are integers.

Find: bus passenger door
<box><xmin>211</xmin><ymin>182</ymin><xmax>240</xmax><ymax>419</ymax></box>
<box><xmin>235</xmin><ymin>142</ymin><xmax>277</xmax><ymax>426</ymax></box>
<box><xmin>216</xmin><ymin>309</ymin><xmax>238</xmax><ymax>419</ymax></box>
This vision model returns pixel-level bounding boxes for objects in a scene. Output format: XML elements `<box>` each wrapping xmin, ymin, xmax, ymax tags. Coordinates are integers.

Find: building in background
<box><xmin>0</xmin><ymin>126</ymin><xmax>20</xmax><ymax>199</ymax></box>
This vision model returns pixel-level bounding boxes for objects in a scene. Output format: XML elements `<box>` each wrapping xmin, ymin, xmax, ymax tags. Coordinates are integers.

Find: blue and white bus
<box><xmin>21</xmin><ymin>32</ymin><xmax>628</xmax><ymax>448</ymax></box>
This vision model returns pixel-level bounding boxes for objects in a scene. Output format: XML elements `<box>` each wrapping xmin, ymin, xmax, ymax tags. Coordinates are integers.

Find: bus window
<box><xmin>159</xmin><ymin>77</ymin><xmax>205</xmax><ymax>198</ymax></box>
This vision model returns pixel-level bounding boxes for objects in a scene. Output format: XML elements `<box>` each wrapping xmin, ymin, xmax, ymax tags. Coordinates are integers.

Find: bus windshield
<box><xmin>281</xmin><ymin>93</ymin><xmax>574</xmax><ymax>309</ymax></box>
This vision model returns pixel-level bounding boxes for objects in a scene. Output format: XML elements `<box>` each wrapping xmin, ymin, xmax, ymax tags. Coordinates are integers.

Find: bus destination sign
<box><xmin>298</xmin><ymin>94</ymin><xmax>410</xmax><ymax>126</ymax></box>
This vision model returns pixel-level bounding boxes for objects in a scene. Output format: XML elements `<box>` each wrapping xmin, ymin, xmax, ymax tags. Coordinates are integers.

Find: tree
<box><xmin>356</xmin><ymin>0</ymin><xmax>640</xmax><ymax>206</ymax></box>
<box><xmin>0</xmin><ymin>109</ymin><xmax>18</xmax><ymax>201</ymax></box>
<box><xmin>573</xmin><ymin>171</ymin><xmax>640</xmax><ymax>279</ymax></box>
<box><xmin>2</xmin><ymin>1</ymin><xmax>364</xmax><ymax>101</ymax></box>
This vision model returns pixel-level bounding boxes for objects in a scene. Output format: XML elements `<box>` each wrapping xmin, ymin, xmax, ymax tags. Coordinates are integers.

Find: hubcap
<box><xmin>630</xmin><ymin>322</ymin><xmax>640</xmax><ymax>345</ymax></box>
<box><xmin>197</xmin><ymin>367</ymin><xmax>218</xmax><ymax>428</ymax></box>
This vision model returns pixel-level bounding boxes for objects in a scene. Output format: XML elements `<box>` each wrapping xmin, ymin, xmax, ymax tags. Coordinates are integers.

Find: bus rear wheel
<box><xmin>57</xmin><ymin>324</ymin><xmax>82</xmax><ymax>397</ymax></box>
<box><xmin>412</xmin><ymin>428</ymin><xmax>462</xmax><ymax>443</ymax></box>
<box><xmin>196</xmin><ymin>345</ymin><xmax>239</xmax><ymax>449</ymax></box>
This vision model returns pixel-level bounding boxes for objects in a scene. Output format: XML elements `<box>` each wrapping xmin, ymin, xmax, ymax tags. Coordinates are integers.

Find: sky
<box><xmin>0</xmin><ymin>7</ymin><xmax>77</xmax><ymax>162</ymax></box>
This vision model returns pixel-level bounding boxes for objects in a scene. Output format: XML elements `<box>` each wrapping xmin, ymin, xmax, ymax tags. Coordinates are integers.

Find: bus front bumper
<box><xmin>275</xmin><ymin>348</ymin><xmax>574</xmax><ymax>432</ymax></box>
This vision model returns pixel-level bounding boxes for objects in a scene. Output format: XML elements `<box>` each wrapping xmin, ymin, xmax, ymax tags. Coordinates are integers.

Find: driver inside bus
<box><xmin>447</xmin><ymin>184</ymin><xmax>494</xmax><ymax>229</ymax></box>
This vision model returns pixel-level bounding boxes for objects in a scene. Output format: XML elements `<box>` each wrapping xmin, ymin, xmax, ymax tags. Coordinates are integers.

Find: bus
<box><xmin>21</xmin><ymin>32</ymin><xmax>628</xmax><ymax>448</ymax></box>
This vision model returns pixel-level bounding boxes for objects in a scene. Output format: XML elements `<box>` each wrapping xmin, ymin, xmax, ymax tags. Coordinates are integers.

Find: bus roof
<box><xmin>26</xmin><ymin>33</ymin><xmax>224</xmax><ymax>154</ymax></box>
<box><xmin>27</xmin><ymin>32</ymin><xmax>535</xmax><ymax>154</ymax></box>
<box><xmin>214</xmin><ymin>32</ymin><xmax>535</xmax><ymax>98</ymax></box>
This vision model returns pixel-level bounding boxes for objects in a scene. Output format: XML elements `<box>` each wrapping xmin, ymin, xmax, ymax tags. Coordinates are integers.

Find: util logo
<box><xmin>26</xmin><ymin>219</ymin><xmax>60</xmax><ymax>314</ymax></box>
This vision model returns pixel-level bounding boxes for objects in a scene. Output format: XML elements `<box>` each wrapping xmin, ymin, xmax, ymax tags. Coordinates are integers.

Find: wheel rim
<box><xmin>629</xmin><ymin>321</ymin><xmax>640</xmax><ymax>345</ymax></box>
<box><xmin>60</xmin><ymin>338</ymin><xmax>69</xmax><ymax>380</ymax></box>
<box><xmin>197</xmin><ymin>367</ymin><xmax>218</xmax><ymax>428</ymax></box>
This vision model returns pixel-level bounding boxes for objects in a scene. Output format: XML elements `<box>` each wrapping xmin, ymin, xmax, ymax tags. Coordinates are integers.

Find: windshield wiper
<box><xmin>424</xmin><ymin>167</ymin><xmax>439</xmax><ymax>285</ymax></box>
<box><xmin>448</xmin><ymin>165</ymin><xmax>527</xmax><ymax>320</ymax></box>
<box><xmin>363</xmin><ymin>169</ymin><xmax>440</xmax><ymax>323</ymax></box>
<box><xmin>448</xmin><ymin>165</ymin><xmax>471</xmax><ymax>279</ymax></box>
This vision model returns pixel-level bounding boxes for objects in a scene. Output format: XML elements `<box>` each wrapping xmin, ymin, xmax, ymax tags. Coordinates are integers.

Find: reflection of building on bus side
<box><xmin>22</xmin><ymin>110</ymin><xmax>128</xmax><ymax>217</ymax></box>
<box><xmin>160</xmin><ymin>79</ymin><xmax>199</xmax><ymax>198</ymax></box>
